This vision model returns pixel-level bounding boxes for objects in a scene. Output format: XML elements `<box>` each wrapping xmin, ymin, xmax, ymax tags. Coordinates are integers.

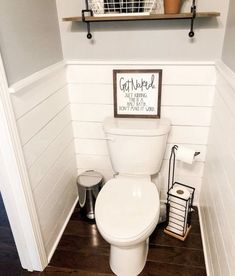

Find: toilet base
<box><xmin>110</xmin><ymin>239</ymin><xmax>149</xmax><ymax>276</ymax></box>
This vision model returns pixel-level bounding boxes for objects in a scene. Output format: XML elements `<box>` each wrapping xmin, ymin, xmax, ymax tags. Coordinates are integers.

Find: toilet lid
<box><xmin>95</xmin><ymin>178</ymin><xmax>159</xmax><ymax>241</ymax></box>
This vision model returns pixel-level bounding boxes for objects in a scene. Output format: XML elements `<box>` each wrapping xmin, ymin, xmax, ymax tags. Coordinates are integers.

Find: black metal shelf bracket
<box><xmin>189</xmin><ymin>0</ymin><xmax>197</xmax><ymax>37</ymax></box>
<box><xmin>82</xmin><ymin>0</ymin><xmax>93</xmax><ymax>39</ymax></box>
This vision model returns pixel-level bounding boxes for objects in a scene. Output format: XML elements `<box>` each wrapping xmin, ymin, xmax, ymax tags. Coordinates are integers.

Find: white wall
<box><xmin>10</xmin><ymin>63</ymin><xmax>77</xmax><ymax>259</ymax></box>
<box><xmin>222</xmin><ymin>0</ymin><xmax>235</xmax><ymax>72</ymax></box>
<box><xmin>200</xmin><ymin>62</ymin><xmax>235</xmax><ymax>276</ymax></box>
<box><xmin>67</xmin><ymin>61</ymin><xmax>215</xmax><ymax>204</ymax></box>
<box><xmin>0</xmin><ymin>0</ymin><xmax>63</xmax><ymax>85</ymax></box>
<box><xmin>57</xmin><ymin>0</ymin><xmax>228</xmax><ymax>61</ymax></box>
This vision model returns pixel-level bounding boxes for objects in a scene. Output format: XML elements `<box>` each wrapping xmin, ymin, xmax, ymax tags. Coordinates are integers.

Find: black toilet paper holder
<box><xmin>164</xmin><ymin>145</ymin><xmax>197</xmax><ymax>241</ymax></box>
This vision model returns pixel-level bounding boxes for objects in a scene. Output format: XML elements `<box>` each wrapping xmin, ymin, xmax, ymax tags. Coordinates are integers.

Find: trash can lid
<box><xmin>77</xmin><ymin>170</ymin><xmax>103</xmax><ymax>188</ymax></box>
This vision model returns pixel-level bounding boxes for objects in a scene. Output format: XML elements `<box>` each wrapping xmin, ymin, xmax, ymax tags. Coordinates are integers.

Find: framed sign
<box><xmin>113</xmin><ymin>69</ymin><xmax>162</xmax><ymax>118</ymax></box>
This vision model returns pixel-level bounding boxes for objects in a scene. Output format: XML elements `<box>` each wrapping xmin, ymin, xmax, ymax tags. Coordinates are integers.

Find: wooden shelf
<box><xmin>63</xmin><ymin>12</ymin><xmax>220</xmax><ymax>23</ymax></box>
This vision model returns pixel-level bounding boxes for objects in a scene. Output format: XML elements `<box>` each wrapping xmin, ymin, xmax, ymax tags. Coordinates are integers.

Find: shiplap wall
<box><xmin>10</xmin><ymin>64</ymin><xmax>77</xmax><ymax>258</ymax></box>
<box><xmin>67</xmin><ymin>62</ymin><xmax>216</xmax><ymax>203</ymax></box>
<box><xmin>199</xmin><ymin>62</ymin><xmax>235</xmax><ymax>276</ymax></box>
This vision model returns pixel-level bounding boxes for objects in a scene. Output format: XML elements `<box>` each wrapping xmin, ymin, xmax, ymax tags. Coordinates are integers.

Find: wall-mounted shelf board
<box><xmin>63</xmin><ymin>12</ymin><xmax>220</xmax><ymax>23</ymax></box>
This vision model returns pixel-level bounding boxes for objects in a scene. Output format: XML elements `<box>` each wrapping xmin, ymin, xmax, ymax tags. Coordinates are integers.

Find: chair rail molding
<box><xmin>9</xmin><ymin>60</ymin><xmax>66</xmax><ymax>94</ymax></box>
<box><xmin>0</xmin><ymin>53</ymin><xmax>48</xmax><ymax>271</ymax></box>
<box><xmin>216</xmin><ymin>60</ymin><xmax>235</xmax><ymax>90</ymax></box>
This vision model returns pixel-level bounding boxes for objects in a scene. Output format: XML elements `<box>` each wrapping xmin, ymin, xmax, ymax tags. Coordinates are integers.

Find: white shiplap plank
<box><xmin>160</xmin><ymin>174</ymin><xmax>202</xmax><ymax>192</ymax></box>
<box><xmin>67</xmin><ymin>64</ymin><xmax>216</xmax><ymax>85</ymax></box>
<box><xmin>206</xmin><ymin>160</ymin><xmax>235</xmax><ymax>252</ymax></box>
<box><xmin>165</xmin><ymin>144</ymin><xmax>207</xmax><ymax>162</ymax></box>
<box><xmin>17</xmin><ymin>87</ymin><xmax>69</xmax><ymax>145</ymax></box>
<box><xmin>161</xmin><ymin>159</ymin><xmax>204</xmax><ymax>178</ymax></box>
<box><xmin>76</xmin><ymin>153</ymin><xmax>204</xmax><ymax>178</ymax></box>
<box><xmin>11</xmin><ymin>69</ymin><xmax>66</xmax><ymax>119</ymax></box>
<box><xmin>70</xmin><ymin>103</ymin><xmax>113</xmax><ymax>122</ymax></box>
<box><xmin>209</xmin><ymin>106</ymin><xmax>235</xmax><ymax>197</ymax></box>
<box><xmin>35</xmin><ymin>160</ymin><xmax>76</xmax><ymax>214</ymax></box>
<box><xmin>44</xmin><ymin>181</ymin><xmax>77</xmax><ymax>256</ymax></box>
<box><xmin>73</xmin><ymin>121</ymin><xmax>209</xmax><ymax>145</ymax></box>
<box><xmin>75</xmin><ymin>139</ymin><xmax>206</xmax><ymax>162</ymax></box>
<box><xmin>75</xmin><ymin>138</ymin><xmax>109</xmax><ymax>156</ymax></box>
<box><xmin>76</xmin><ymin>154</ymin><xmax>113</xmax><ymax>172</ymax></box>
<box><xmin>162</xmin><ymin>85</ymin><xmax>215</xmax><ymax>107</ymax></box>
<box><xmin>68</xmin><ymin>83</ymin><xmax>113</xmax><ymax>104</ymax></box>
<box><xmin>33</xmin><ymin>142</ymin><xmax>75</xmax><ymax>199</ymax></box>
<box><xmin>168</xmin><ymin>126</ymin><xmax>209</xmax><ymax>145</ymax></box>
<box><xmin>29</xmin><ymin>125</ymin><xmax>74</xmax><ymax>187</ymax></box>
<box><xmin>39</xmin><ymin>175</ymin><xmax>77</xmax><ymax>252</ymax></box>
<box><xmin>216</xmin><ymin>69</ymin><xmax>235</xmax><ymax>119</ymax></box>
<box><xmin>72</xmin><ymin>121</ymin><xmax>106</xmax><ymax>139</ymax></box>
<box><xmin>161</xmin><ymin>106</ymin><xmax>212</xmax><ymax>126</ymax></box>
<box><xmin>68</xmin><ymin>83</ymin><xmax>214</xmax><ymax>107</ymax></box>
<box><xmin>23</xmin><ymin>106</ymin><xmax>71</xmax><ymax>168</ymax></box>
<box><xmin>71</xmin><ymin>103</ymin><xmax>211</xmax><ymax>126</ymax></box>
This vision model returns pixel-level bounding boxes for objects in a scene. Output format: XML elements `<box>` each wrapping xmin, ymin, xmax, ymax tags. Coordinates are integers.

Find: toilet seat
<box><xmin>95</xmin><ymin>177</ymin><xmax>160</xmax><ymax>246</ymax></box>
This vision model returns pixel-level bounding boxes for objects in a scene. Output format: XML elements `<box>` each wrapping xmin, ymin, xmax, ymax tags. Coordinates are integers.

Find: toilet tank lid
<box><xmin>103</xmin><ymin>117</ymin><xmax>171</xmax><ymax>136</ymax></box>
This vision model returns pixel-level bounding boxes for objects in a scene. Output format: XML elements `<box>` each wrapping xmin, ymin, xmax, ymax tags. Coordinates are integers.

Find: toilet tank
<box><xmin>103</xmin><ymin>117</ymin><xmax>171</xmax><ymax>175</ymax></box>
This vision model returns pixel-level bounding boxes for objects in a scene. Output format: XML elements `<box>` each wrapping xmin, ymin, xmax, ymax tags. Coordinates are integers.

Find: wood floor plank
<box><xmin>140</xmin><ymin>261</ymin><xmax>207</xmax><ymax>276</ymax></box>
<box><xmin>0</xmin><ymin>227</ymin><xmax>17</xmax><ymax>247</ymax></box>
<box><xmin>148</xmin><ymin>245</ymin><xmax>205</xmax><ymax>268</ymax></box>
<box><xmin>57</xmin><ymin>234</ymin><xmax>109</xmax><ymax>252</ymax></box>
<box><xmin>0</xmin><ymin>262</ymin><xmax>23</xmax><ymax>276</ymax></box>
<box><xmin>49</xmin><ymin>249</ymin><xmax>113</xmax><ymax>274</ymax></box>
<box><xmin>150</xmin><ymin>223</ymin><xmax>203</xmax><ymax>250</ymax></box>
<box><xmin>43</xmin><ymin>266</ymin><xmax>113</xmax><ymax>275</ymax></box>
<box><xmin>63</xmin><ymin>220</ymin><xmax>102</xmax><ymax>238</ymax></box>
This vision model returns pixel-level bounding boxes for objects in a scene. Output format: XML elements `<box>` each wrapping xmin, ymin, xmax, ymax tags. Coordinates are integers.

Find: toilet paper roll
<box><xmin>167</xmin><ymin>185</ymin><xmax>190</xmax><ymax>236</ymax></box>
<box><xmin>175</xmin><ymin>146</ymin><xmax>196</xmax><ymax>164</ymax></box>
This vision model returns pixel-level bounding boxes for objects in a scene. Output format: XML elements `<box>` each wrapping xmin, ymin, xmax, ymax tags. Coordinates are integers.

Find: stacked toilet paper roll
<box><xmin>175</xmin><ymin>146</ymin><xmax>197</xmax><ymax>164</ymax></box>
<box><xmin>167</xmin><ymin>185</ymin><xmax>190</xmax><ymax>236</ymax></box>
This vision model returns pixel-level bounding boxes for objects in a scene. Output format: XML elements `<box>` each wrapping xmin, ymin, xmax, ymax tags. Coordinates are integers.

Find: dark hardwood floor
<box><xmin>0</xmin><ymin>196</ymin><xmax>206</xmax><ymax>275</ymax></box>
<box><xmin>0</xmin><ymin>193</ymin><xmax>23</xmax><ymax>275</ymax></box>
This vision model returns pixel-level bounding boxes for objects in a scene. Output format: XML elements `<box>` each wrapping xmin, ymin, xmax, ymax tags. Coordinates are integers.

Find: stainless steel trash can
<box><xmin>77</xmin><ymin>170</ymin><xmax>103</xmax><ymax>219</ymax></box>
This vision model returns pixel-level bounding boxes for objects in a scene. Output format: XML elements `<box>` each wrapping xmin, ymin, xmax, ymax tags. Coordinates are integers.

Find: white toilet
<box><xmin>95</xmin><ymin>117</ymin><xmax>171</xmax><ymax>276</ymax></box>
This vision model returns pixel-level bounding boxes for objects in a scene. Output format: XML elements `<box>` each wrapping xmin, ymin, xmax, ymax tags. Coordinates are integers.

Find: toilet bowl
<box><xmin>95</xmin><ymin>117</ymin><xmax>171</xmax><ymax>275</ymax></box>
<box><xmin>95</xmin><ymin>176</ymin><xmax>159</xmax><ymax>276</ymax></box>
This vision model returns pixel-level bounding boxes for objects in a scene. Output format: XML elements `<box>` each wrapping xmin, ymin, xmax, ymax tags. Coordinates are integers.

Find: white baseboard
<box><xmin>47</xmin><ymin>197</ymin><xmax>78</xmax><ymax>262</ymax></box>
<box><xmin>198</xmin><ymin>205</ymin><xmax>213</xmax><ymax>276</ymax></box>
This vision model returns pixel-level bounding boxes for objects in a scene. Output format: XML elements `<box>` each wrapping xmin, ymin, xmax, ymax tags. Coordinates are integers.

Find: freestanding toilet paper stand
<box><xmin>164</xmin><ymin>145</ymin><xmax>198</xmax><ymax>241</ymax></box>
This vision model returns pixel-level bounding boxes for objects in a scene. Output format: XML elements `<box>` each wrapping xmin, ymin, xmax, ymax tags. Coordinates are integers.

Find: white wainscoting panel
<box><xmin>10</xmin><ymin>64</ymin><xmax>77</xmax><ymax>259</ymax></box>
<box><xmin>68</xmin><ymin>62</ymin><xmax>216</xmax><ymax>204</ymax></box>
<box><xmin>199</xmin><ymin>61</ymin><xmax>235</xmax><ymax>276</ymax></box>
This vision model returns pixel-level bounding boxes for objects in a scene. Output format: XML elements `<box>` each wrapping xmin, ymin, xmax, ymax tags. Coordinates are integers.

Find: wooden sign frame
<box><xmin>113</xmin><ymin>69</ymin><xmax>162</xmax><ymax>118</ymax></box>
